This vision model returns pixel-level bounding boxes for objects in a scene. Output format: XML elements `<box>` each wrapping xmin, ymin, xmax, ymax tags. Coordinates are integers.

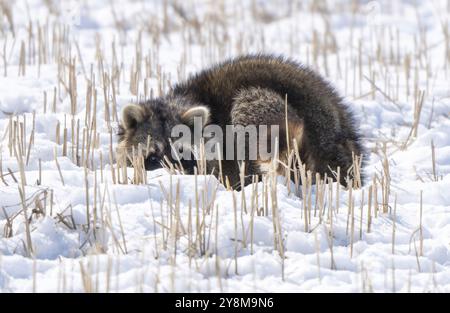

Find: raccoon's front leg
<box><xmin>230</xmin><ymin>87</ymin><xmax>304</xmax><ymax>183</ymax></box>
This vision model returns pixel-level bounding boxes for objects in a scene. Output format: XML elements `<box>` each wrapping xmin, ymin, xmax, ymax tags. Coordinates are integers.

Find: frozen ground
<box><xmin>0</xmin><ymin>0</ymin><xmax>449</xmax><ymax>292</ymax></box>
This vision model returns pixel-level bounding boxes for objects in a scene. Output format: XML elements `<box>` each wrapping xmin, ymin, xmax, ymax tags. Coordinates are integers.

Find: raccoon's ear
<box><xmin>181</xmin><ymin>106</ymin><xmax>210</xmax><ymax>127</ymax></box>
<box><xmin>122</xmin><ymin>104</ymin><xmax>145</xmax><ymax>130</ymax></box>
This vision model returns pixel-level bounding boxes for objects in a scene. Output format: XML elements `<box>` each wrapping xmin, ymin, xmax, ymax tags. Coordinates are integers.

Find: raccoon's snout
<box><xmin>180</xmin><ymin>157</ymin><xmax>196</xmax><ymax>174</ymax></box>
<box><xmin>165</xmin><ymin>150</ymin><xmax>197</xmax><ymax>174</ymax></box>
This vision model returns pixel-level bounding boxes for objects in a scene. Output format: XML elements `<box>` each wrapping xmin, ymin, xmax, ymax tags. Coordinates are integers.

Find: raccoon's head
<box><xmin>117</xmin><ymin>97</ymin><xmax>210</xmax><ymax>171</ymax></box>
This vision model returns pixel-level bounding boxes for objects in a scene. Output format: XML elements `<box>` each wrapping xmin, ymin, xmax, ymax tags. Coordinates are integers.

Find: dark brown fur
<box><xmin>118</xmin><ymin>54</ymin><xmax>365</xmax><ymax>187</ymax></box>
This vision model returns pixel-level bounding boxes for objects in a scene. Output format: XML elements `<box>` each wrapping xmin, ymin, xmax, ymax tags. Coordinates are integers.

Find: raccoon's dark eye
<box><xmin>145</xmin><ymin>155</ymin><xmax>162</xmax><ymax>170</ymax></box>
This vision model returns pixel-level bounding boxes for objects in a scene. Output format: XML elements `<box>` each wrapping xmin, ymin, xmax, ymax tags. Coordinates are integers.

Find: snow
<box><xmin>0</xmin><ymin>0</ymin><xmax>450</xmax><ymax>292</ymax></box>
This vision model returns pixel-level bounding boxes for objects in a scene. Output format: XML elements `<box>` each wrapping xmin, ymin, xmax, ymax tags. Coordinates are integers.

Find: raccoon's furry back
<box><xmin>171</xmin><ymin>54</ymin><xmax>365</xmax><ymax>185</ymax></box>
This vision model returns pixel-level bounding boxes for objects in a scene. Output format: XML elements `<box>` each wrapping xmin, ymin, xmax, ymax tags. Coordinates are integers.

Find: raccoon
<box><xmin>117</xmin><ymin>54</ymin><xmax>365</xmax><ymax>187</ymax></box>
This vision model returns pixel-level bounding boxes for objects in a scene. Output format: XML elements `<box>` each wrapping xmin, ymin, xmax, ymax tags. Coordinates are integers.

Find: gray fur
<box><xmin>118</xmin><ymin>54</ymin><xmax>365</xmax><ymax>187</ymax></box>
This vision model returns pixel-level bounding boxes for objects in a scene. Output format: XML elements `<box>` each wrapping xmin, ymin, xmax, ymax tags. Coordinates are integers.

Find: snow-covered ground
<box><xmin>0</xmin><ymin>0</ymin><xmax>449</xmax><ymax>292</ymax></box>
